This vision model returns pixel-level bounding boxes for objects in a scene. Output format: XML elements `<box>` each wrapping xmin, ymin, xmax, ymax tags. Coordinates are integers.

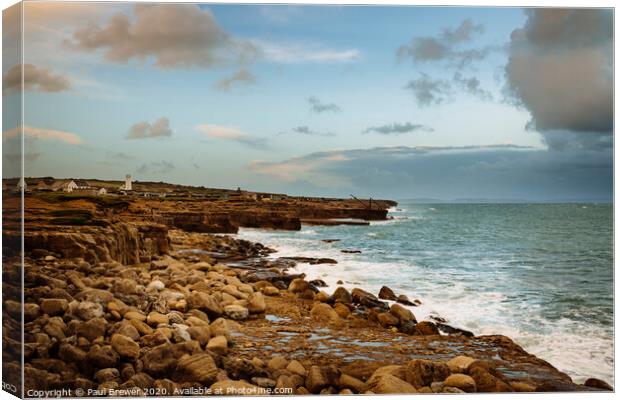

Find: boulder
<box><xmin>314</xmin><ymin>291</ymin><xmax>330</xmax><ymax>303</ymax></box>
<box><xmin>77</xmin><ymin>317</ymin><xmax>107</xmax><ymax>341</ymax></box>
<box><xmin>124</xmin><ymin>311</ymin><xmax>146</xmax><ymax>322</ymax></box>
<box><xmin>396</xmin><ymin>294</ymin><xmax>416</xmax><ymax>306</ymax></box>
<box><xmin>223</xmin><ymin>305</ymin><xmax>249</xmax><ymax>321</ymax></box>
<box><xmin>58</xmin><ymin>343</ymin><xmax>87</xmax><ymax>363</ymax></box>
<box><xmin>267</xmin><ymin>356</ymin><xmax>288</xmax><ymax>370</ymax></box>
<box><xmin>206</xmin><ymin>335</ymin><xmax>228</xmax><ymax>354</ymax></box>
<box><xmin>87</xmin><ymin>345</ymin><xmax>120</xmax><ymax>369</ymax></box>
<box><xmin>584</xmin><ymin>378</ymin><xmax>613</xmax><ymax>391</ymax></box>
<box><xmin>351</xmin><ymin>288</ymin><xmax>388</xmax><ymax>310</ymax></box>
<box><xmin>187</xmin><ymin>291</ymin><xmax>223</xmax><ymax>317</ymax></box>
<box><xmin>187</xmin><ymin>325</ymin><xmax>211</xmax><ymax>346</ymax></box>
<box><xmin>377</xmin><ymin>312</ymin><xmax>400</xmax><ymax>328</ymax></box>
<box><xmin>331</xmin><ymin>287</ymin><xmax>353</xmax><ymax>304</ymax></box>
<box><xmin>333</xmin><ymin>303</ymin><xmax>350</xmax><ymax>319</ymax></box>
<box><xmin>247</xmin><ymin>293</ymin><xmax>266</xmax><ymax>314</ymax></box>
<box><xmin>415</xmin><ymin>321</ymin><xmax>439</xmax><ymax>335</ymax></box>
<box><xmin>447</xmin><ymin>355</ymin><xmax>477</xmax><ymax>373</ymax></box>
<box><xmin>467</xmin><ymin>365</ymin><xmax>513</xmax><ymax>392</ymax></box>
<box><xmin>111</xmin><ymin>334</ymin><xmax>140</xmax><ymax>359</ymax></box>
<box><xmin>210</xmin><ymin>318</ymin><xmax>233</xmax><ymax>340</ymax></box>
<box><xmin>378</xmin><ymin>286</ymin><xmax>397</xmax><ymax>301</ymax></box>
<box><xmin>94</xmin><ymin>368</ymin><xmax>120</xmax><ymax>384</ymax></box>
<box><xmin>444</xmin><ymin>374</ymin><xmax>477</xmax><ymax>393</ymax></box>
<box><xmin>174</xmin><ymin>353</ymin><xmax>219</xmax><ymax>385</ymax></box>
<box><xmin>365</xmin><ymin>373</ymin><xmax>417</xmax><ymax>394</ymax></box>
<box><xmin>141</xmin><ymin>342</ymin><xmax>200</xmax><ymax>377</ymax></box>
<box><xmin>73</xmin><ymin>301</ymin><xmax>104</xmax><ymax>320</ymax></box>
<box><xmin>305</xmin><ymin>366</ymin><xmax>340</xmax><ymax>394</ymax></box>
<box><xmin>389</xmin><ymin>304</ymin><xmax>416</xmax><ymax>323</ymax></box>
<box><xmin>286</xmin><ymin>360</ymin><xmax>307</xmax><ymax>376</ymax></box>
<box><xmin>338</xmin><ymin>374</ymin><xmax>366</xmax><ymax>393</ymax></box>
<box><xmin>40</xmin><ymin>299</ymin><xmax>68</xmax><ymax>316</ymax></box>
<box><xmin>310</xmin><ymin>303</ymin><xmax>341</xmax><ymax>325</ymax></box>
<box><xmin>288</xmin><ymin>279</ymin><xmax>310</xmax><ymax>293</ymax></box>
<box><xmin>405</xmin><ymin>359</ymin><xmax>450</xmax><ymax>388</ymax></box>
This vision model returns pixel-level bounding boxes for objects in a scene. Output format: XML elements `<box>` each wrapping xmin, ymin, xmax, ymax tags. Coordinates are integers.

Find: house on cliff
<box><xmin>50</xmin><ymin>180</ymin><xmax>78</xmax><ymax>193</ymax></box>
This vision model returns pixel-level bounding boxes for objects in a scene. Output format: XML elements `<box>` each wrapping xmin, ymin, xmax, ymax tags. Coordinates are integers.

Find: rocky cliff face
<box><xmin>4</xmin><ymin>222</ymin><xmax>170</xmax><ymax>265</ymax></box>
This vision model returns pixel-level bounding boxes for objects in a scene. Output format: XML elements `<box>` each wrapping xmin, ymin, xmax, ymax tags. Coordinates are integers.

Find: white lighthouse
<box><xmin>125</xmin><ymin>174</ymin><xmax>132</xmax><ymax>191</ymax></box>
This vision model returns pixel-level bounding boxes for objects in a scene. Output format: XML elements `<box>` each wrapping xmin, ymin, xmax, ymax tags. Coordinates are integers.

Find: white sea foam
<box><xmin>236</xmin><ymin>227</ymin><xmax>614</xmax><ymax>386</ymax></box>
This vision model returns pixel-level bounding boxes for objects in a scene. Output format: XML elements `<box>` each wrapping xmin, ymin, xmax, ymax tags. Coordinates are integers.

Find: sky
<box><xmin>1</xmin><ymin>3</ymin><xmax>614</xmax><ymax>201</ymax></box>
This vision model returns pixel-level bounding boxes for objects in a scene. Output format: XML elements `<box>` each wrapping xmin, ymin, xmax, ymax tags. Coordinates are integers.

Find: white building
<box><xmin>120</xmin><ymin>174</ymin><xmax>132</xmax><ymax>191</ymax></box>
<box><xmin>17</xmin><ymin>177</ymin><xmax>27</xmax><ymax>191</ymax></box>
<box><xmin>51</xmin><ymin>180</ymin><xmax>78</xmax><ymax>193</ymax></box>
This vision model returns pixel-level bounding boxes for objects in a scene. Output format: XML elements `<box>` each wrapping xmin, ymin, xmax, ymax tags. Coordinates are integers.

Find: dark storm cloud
<box><xmin>363</xmin><ymin>122</ymin><xmax>433</xmax><ymax>135</ymax></box>
<box><xmin>307</xmin><ymin>96</ymin><xmax>341</xmax><ymax>113</ymax></box>
<box><xmin>250</xmin><ymin>144</ymin><xmax>611</xmax><ymax>201</ymax></box>
<box><xmin>504</xmin><ymin>9</ymin><xmax>613</xmax><ymax>148</ymax></box>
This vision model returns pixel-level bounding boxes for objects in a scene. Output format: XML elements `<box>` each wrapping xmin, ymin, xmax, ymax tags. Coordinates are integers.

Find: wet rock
<box><xmin>510</xmin><ymin>382</ymin><xmax>536</xmax><ymax>392</ymax></box>
<box><xmin>310</xmin><ymin>303</ymin><xmax>341</xmax><ymax>325</ymax></box>
<box><xmin>305</xmin><ymin>365</ymin><xmax>340</xmax><ymax>394</ymax></box>
<box><xmin>333</xmin><ymin>303</ymin><xmax>350</xmax><ymax>319</ymax></box>
<box><xmin>584</xmin><ymin>378</ymin><xmax>613</xmax><ymax>391</ymax></box>
<box><xmin>444</xmin><ymin>374</ymin><xmax>477</xmax><ymax>393</ymax></box>
<box><xmin>377</xmin><ymin>312</ymin><xmax>399</xmax><ymax>328</ymax></box>
<box><xmin>332</xmin><ymin>286</ymin><xmax>353</xmax><ymax>304</ymax></box>
<box><xmin>223</xmin><ymin>304</ymin><xmax>249</xmax><ymax>320</ymax></box>
<box><xmin>286</xmin><ymin>360</ymin><xmax>307</xmax><ymax>376</ymax></box>
<box><xmin>389</xmin><ymin>303</ymin><xmax>416</xmax><ymax>323</ymax></box>
<box><xmin>174</xmin><ymin>353</ymin><xmax>219</xmax><ymax>385</ymax></box>
<box><xmin>437</xmin><ymin>323</ymin><xmax>474</xmax><ymax>337</ymax></box>
<box><xmin>247</xmin><ymin>292</ymin><xmax>266</xmax><ymax>314</ymax></box>
<box><xmin>396</xmin><ymin>294</ymin><xmax>416</xmax><ymax>306</ymax></box>
<box><xmin>314</xmin><ymin>291</ymin><xmax>330</xmax><ymax>302</ymax></box>
<box><xmin>341</xmin><ymin>249</ymin><xmax>361</xmax><ymax>254</ymax></box>
<box><xmin>288</xmin><ymin>278</ymin><xmax>310</xmax><ymax>293</ymax></box>
<box><xmin>415</xmin><ymin>321</ymin><xmax>439</xmax><ymax>335</ymax></box>
<box><xmin>111</xmin><ymin>334</ymin><xmax>140</xmax><ymax>359</ymax></box>
<box><xmin>378</xmin><ymin>286</ymin><xmax>397</xmax><ymax>301</ymax></box>
<box><xmin>365</xmin><ymin>373</ymin><xmax>417</xmax><ymax>394</ymax></box>
<box><xmin>467</xmin><ymin>364</ymin><xmax>513</xmax><ymax>392</ymax></box>
<box><xmin>309</xmin><ymin>279</ymin><xmax>328</xmax><ymax>288</ymax></box>
<box><xmin>88</xmin><ymin>345</ymin><xmax>120</xmax><ymax>368</ymax></box>
<box><xmin>206</xmin><ymin>335</ymin><xmax>228</xmax><ymax>354</ymax></box>
<box><xmin>405</xmin><ymin>359</ymin><xmax>450</xmax><ymax>389</ymax></box>
<box><xmin>447</xmin><ymin>355</ymin><xmax>477</xmax><ymax>373</ymax></box>
<box><xmin>351</xmin><ymin>288</ymin><xmax>388</xmax><ymax>310</ymax></box>
<box><xmin>40</xmin><ymin>298</ymin><xmax>68</xmax><ymax>316</ymax></box>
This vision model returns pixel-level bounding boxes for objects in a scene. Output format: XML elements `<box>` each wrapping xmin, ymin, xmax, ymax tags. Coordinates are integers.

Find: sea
<box><xmin>237</xmin><ymin>202</ymin><xmax>614</xmax><ymax>385</ymax></box>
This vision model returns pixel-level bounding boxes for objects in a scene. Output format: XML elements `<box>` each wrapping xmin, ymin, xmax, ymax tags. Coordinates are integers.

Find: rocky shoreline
<box><xmin>1</xmin><ymin>191</ymin><xmax>614</xmax><ymax>395</ymax></box>
<box><xmin>2</xmin><ymin>226</ymin><xmax>614</xmax><ymax>396</ymax></box>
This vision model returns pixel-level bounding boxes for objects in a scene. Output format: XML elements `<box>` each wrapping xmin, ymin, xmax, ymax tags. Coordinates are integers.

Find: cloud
<box><xmin>397</xmin><ymin>18</ymin><xmax>489</xmax><ymax>67</ymax></box>
<box><xmin>404</xmin><ymin>73</ymin><xmax>451</xmax><ymax>107</ymax></box>
<box><xmin>195</xmin><ymin>124</ymin><xmax>268</xmax><ymax>149</ymax></box>
<box><xmin>127</xmin><ymin>117</ymin><xmax>172</xmax><ymax>140</ymax></box>
<box><xmin>136</xmin><ymin>160</ymin><xmax>175</xmax><ymax>174</ymax></box>
<box><xmin>453</xmin><ymin>73</ymin><xmax>493</xmax><ymax>101</ymax></box>
<box><xmin>255</xmin><ymin>40</ymin><xmax>361</xmax><ymax>64</ymax></box>
<box><xmin>3</xmin><ymin>64</ymin><xmax>71</xmax><ymax>95</ymax></box>
<box><xmin>248</xmin><ymin>143</ymin><xmax>611</xmax><ymax>201</ymax></box>
<box><xmin>65</xmin><ymin>4</ymin><xmax>258</xmax><ymax>69</ymax></box>
<box><xmin>3</xmin><ymin>125</ymin><xmax>83</xmax><ymax>145</ymax></box>
<box><xmin>363</xmin><ymin>122</ymin><xmax>433</xmax><ymax>135</ymax></box>
<box><xmin>279</xmin><ymin>126</ymin><xmax>336</xmax><ymax>137</ymax></box>
<box><xmin>105</xmin><ymin>150</ymin><xmax>133</xmax><ymax>160</ymax></box>
<box><xmin>505</xmin><ymin>9</ymin><xmax>612</xmax><ymax>142</ymax></box>
<box><xmin>307</xmin><ymin>96</ymin><xmax>341</xmax><ymax>113</ymax></box>
<box><xmin>214</xmin><ymin>68</ymin><xmax>257</xmax><ymax>91</ymax></box>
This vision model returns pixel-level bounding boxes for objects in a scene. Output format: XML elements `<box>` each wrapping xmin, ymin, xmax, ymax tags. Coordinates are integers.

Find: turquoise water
<box><xmin>237</xmin><ymin>203</ymin><xmax>613</xmax><ymax>385</ymax></box>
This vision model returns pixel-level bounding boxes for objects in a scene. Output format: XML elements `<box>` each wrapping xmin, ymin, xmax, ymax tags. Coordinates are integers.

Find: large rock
<box><xmin>365</xmin><ymin>373</ymin><xmax>417</xmax><ymax>394</ymax></box>
<box><xmin>73</xmin><ymin>301</ymin><xmax>104</xmax><ymax>320</ymax></box>
<box><xmin>405</xmin><ymin>359</ymin><xmax>450</xmax><ymax>389</ymax></box>
<box><xmin>206</xmin><ymin>335</ymin><xmax>228</xmax><ymax>354</ymax></box>
<box><xmin>444</xmin><ymin>374</ymin><xmax>477</xmax><ymax>393</ymax></box>
<box><xmin>286</xmin><ymin>360</ymin><xmax>307</xmax><ymax>377</ymax></box>
<box><xmin>141</xmin><ymin>342</ymin><xmax>201</xmax><ymax>377</ymax></box>
<box><xmin>173</xmin><ymin>353</ymin><xmax>219</xmax><ymax>385</ymax></box>
<box><xmin>40</xmin><ymin>299</ymin><xmax>68</xmax><ymax>316</ymax></box>
<box><xmin>351</xmin><ymin>288</ymin><xmax>388</xmax><ymax>310</ymax></box>
<box><xmin>288</xmin><ymin>279</ymin><xmax>310</xmax><ymax>293</ymax></box>
<box><xmin>187</xmin><ymin>291</ymin><xmax>222</xmax><ymax>317</ymax></box>
<box><xmin>305</xmin><ymin>365</ymin><xmax>340</xmax><ymax>393</ymax></box>
<box><xmin>584</xmin><ymin>378</ymin><xmax>613</xmax><ymax>391</ymax></box>
<box><xmin>415</xmin><ymin>321</ymin><xmax>439</xmax><ymax>335</ymax></box>
<box><xmin>223</xmin><ymin>304</ymin><xmax>249</xmax><ymax>321</ymax></box>
<box><xmin>77</xmin><ymin>317</ymin><xmax>107</xmax><ymax>341</ymax></box>
<box><xmin>111</xmin><ymin>334</ymin><xmax>140</xmax><ymax>359</ymax></box>
<box><xmin>87</xmin><ymin>345</ymin><xmax>120</xmax><ymax>368</ymax></box>
<box><xmin>378</xmin><ymin>286</ymin><xmax>397</xmax><ymax>301</ymax></box>
<box><xmin>377</xmin><ymin>312</ymin><xmax>400</xmax><ymax>328</ymax></box>
<box><xmin>389</xmin><ymin>304</ymin><xmax>416</xmax><ymax>323</ymax></box>
<box><xmin>331</xmin><ymin>287</ymin><xmax>353</xmax><ymax>304</ymax></box>
<box><xmin>447</xmin><ymin>356</ymin><xmax>477</xmax><ymax>373</ymax></box>
<box><xmin>467</xmin><ymin>365</ymin><xmax>513</xmax><ymax>392</ymax></box>
<box><xmin>246</xmin><ymin>293</ymin><xmax>266</xmax><ymax>314</ymax></box>
<box><xmin>310</xmin><ymin>303</ymin><xmax>341</xmax><ymax>325</ymax></box>
<box><xmin>338</xmin><ymin>374</ymin><xmax>366</xmax><ymax>393</ymax></box>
